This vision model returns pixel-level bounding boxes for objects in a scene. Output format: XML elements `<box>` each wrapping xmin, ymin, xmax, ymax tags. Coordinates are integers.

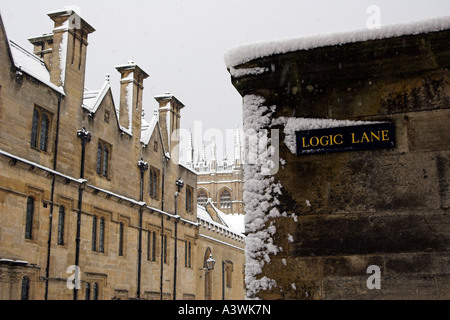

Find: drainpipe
<box><xmin>160</xmin><ymin>213</ymin><xmax>164</xmax><ymax>300</ymax></box>
<box><xmin>137</xmin><ymin>159</ymin><xmax>148</xmax><ymax>300</ymax></box>
<box><xmin>74</xmin><ymin>127</ymin><xmax>91</xmax><ymax>300</ymax></box>
<box><xmin>173</xmin><ymin>179</ymin><xmax>184</xmax><ymax>300</ymax></box>
<box><xmin>160</xmin><ymin>155</ymin><xmax>166</xmax><ymax>300</ymax></box>
<box><xmin>44</xmin><ymin>94</ymin><xmax>62</xmax><ymax>300</ymax></box>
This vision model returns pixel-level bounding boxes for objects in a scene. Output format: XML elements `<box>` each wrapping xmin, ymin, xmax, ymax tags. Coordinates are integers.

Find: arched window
<box><xmin>93</xmin><ymin>282</ymin><xmax>99</xmax><ymax>300</ymax></box>
<box><xmin>152</xmin><ymin>171</ymin><xmax>157</xmax><ymax>197</ymax></box>
<box><xmin>220</xmin><ymin>189</ymin><xmax>231</xmax><ymax>209</ymax></box>
<box><xmin>21</xmin><ymin>276</ymin><xmax>30</xmax><ymax>300</ymax></box>
<box><xmin>99</xmin><ymin>217</ymin><xmax>105</xmax><ymax>253</ymax></box>
<box><xmin>102</xmin><ymin>145</ymin><xmax>109</xmax><ymax>177</ymax></box>
<box><xmin>186</xmin><ymin>186</ymin><xmax>193</xmax><ymax>213</ymax></box>
<box><xmin>149</xmin><ymin>169</ymin><xmax>158</xmax><ymax>198</ymax></box>
<box><xmin>152</xmin><ymin>231</ymin><xmax>157</xmax><ymax>262</ymax></box>
<box><xmin>40</xmin><ymin>113</ymin><xmax>49</xmax><ymax>152</ymax></box>
<box><xmin>149</xmin><ymin>169</ymin><xmax>153</xmax><ymax>195</ymax></box>
<box><xmin>57</xmin><ymin>206</ymin><xmax>65</xmax><ymax>245</ymax></box>
<box><xmin>197</xmin><ymin>189</ymin><xmax>208</xmax><ymax>207</ymax></box>
<box><xmin>31</xmin><ymin>108</ymin><xmax>51</xmax><ymax>152</ymax></box>
<box><xmin>85</xmin><ymin>282</ymin><xmax>91</xmax><ymax>300</ymax></box>
<box><xmin>25</xmin><ymin>196</ymin><xmax>34</xmax><ymax>239</ymax></box>
<box><xmin>96</xmin><ymin>143</ymin><xmax>102</xmax><ymax>174</ymax></box>
<box><xmin>118</xmin><ymin>222</ymin><xmax>124</xmax><ymax>256</ymax></box>
<box><xmin>31</xmin><ymin>109</ymin><xmax>39</xmax><ymax>148</ymax></box>
<box><xmin>96</xmin><ymin>140</ymin><xmax>111</xmax><ymax>178</ymax></box>
<box><xmin>92</xmin><ymin>215</ymin><xmax>97</xmax><ymax>251</ymax></box>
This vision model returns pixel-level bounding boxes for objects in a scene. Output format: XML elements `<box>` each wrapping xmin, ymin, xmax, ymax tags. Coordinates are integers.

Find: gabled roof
<box><xmin>82</xmin><ymin>80</ymin><xmax>167</xmax><ymax>154</ymax></box>
<box><xmin>197</xmin><ymin>199</ymin><xmax>245</xmax><ymax>235</ymax></box>
<box><xmin>82</xmin><ymin>78</ymin><xmax>111</xmax><ymax>114</ymax></box>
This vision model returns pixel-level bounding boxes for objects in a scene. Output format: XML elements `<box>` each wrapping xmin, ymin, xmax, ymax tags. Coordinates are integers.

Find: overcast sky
<box><xmin>2</xmin><ymin>0</ymin><xmax>449</xmax><ymax>161</ymax></box>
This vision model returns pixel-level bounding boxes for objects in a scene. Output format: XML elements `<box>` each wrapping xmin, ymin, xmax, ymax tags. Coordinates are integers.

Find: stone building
<box><xmin>226</xmin><ymin>17</ymin><xmax>450</xmax><ymax>299</ymax></box>
<box><xmin>0</xmin><ymin>7</ymin><xmax>245</xmax><ymax>300</ymax></box>
<box><xmin>184</xmin><ymin>128</ymin><xmax>245</xmax><ymax>218</ymax></box>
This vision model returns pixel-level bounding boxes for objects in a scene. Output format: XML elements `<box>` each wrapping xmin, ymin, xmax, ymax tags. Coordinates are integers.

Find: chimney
<box><xmin>155</xmin><ymin>92</ymin><xmax>185</xmax><ymax>163</ymax></box>
<box><xmin>46</xmin><ymin>7</ymin><xmax>95</xmax><ymax>92</ymax></box>
<box><xmin>28</xmin><ymin>33</ymin><xmax>54</xmax><ymax>70</ymax></box>
<box><xmin>116</xmin><ymin>60</ymin><xmax>149</xmax><ymax>137</ymax></box>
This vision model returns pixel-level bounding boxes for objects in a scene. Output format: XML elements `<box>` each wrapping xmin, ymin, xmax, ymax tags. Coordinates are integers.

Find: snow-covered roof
<box><xmin>9</xmin><ymin>40</ymin><xmax>65</xmax><ymax>95</ymax></box>
<box><xmin>224</xmin><ymin>15</ymin><xmax>450</xmax><ymax>68</ymax></box>
<box><xmin>140</xmin><ymin>113</ymin><xmax>159</xmax><ymax>145</ymax></box>
<box><xmin>82</xmin><ymin>77</ymin><xmax>111</xmax><ymax>113</ymax></box>
<box><xmin>197</xmin><ymin>200</ymin><xmax>245</xmax><ymax>236</ymax></box>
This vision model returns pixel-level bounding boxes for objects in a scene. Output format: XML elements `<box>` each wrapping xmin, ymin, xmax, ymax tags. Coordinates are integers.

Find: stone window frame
<box><xmin>149</xmin><ymin>166</ymin><xmax>159</xmax><ymax>199</ymax></box>
<box><xmin>96</xmin><ymin>139</ymin><xmax>112</xmax><ymax>179</ymax></box>
<box><xmin>218</xmin><ymin>187</ymin><xmax>232</xmax><ymax>210</ymax></box>
<box><xmin>197</xmin><ymin>188</ymin><xmax>208</xmax><ymax>207</ymax></box>
<box><xmin>30</xmin><ymin>105</ymin><xmax>52</xmax><ymax>153</ymax></box>
<box><xmin>185</xmin><ymin>185</ymin><xmax>194</xmax><ymax>213</ymax></box>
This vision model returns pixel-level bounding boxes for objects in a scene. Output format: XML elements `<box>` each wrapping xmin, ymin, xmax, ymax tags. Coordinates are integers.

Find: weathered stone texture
<box><xmin>230</xmin><ymin>28</ymin><xmax>450</xmax><ymax>299</ymax></box>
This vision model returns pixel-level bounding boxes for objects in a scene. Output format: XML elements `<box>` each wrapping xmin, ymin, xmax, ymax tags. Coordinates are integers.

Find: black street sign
<box><xmin>296</xmin><ymin>122</ymin><xmax>395</xmax><ymax>155</ymax></box>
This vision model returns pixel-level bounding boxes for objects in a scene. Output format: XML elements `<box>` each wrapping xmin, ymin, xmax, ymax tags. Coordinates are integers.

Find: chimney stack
<box><xmin>155</xmin><ymin>92</ymin><xmax>185</xmax><ymax>163</ymax></box>
<box><xmin>45</xmin><ymin>7</ymin><xmax>95</xmax><ymax>91</ymax></box>
<box><xmin>116</xmin><ymin>60</ymin><xmax>149</xmax><ymax>137</ymax></box>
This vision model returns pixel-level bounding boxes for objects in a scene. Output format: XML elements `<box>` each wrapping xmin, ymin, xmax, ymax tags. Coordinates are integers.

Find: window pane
<box><xmin>149</xmin><ymin>169</ymin><xmax>153</xmax><ymax>196</ymax></box>
<box><xmin>96</xmin><ymin>143</ymin><xmax>102</xmax><ymax>174</ymax></box>
<box><xmin>198</xmin><ymin>190</ymin><xmax>208</xmax><ymax>207</ymax></box>
<box><xmin>57</xmin><ymin>206</ymin><xmax>65</xmax><ymax>245</ymax></box>
<box><xmin>93</xmin><ymin>282</ymin><xmax>98</xmax><ymax>300</ymax></box>
<box><xmin>118</xmin><ymin>222</ymin><xmax>123</xmax><ymax>256</ymax></box>
<box><xmin>40</xmin><ymin>113</ymin><xmax>49</xmax><ymax>151</ymax></box>
<box><xmin>25</xmin><ymin>197</ymin><xmax>34</xmax><ymax>239</ymax></box>
<box><xmin>31</xmin><ymin>109</ymin><xmax>39</xmax><ymax>148</ymax></box>
<box><xmin>21</xmin><ymin>276</ymin><xmax>30</xmax><ymax>300</ymax></box>
<box><xmin>92</xmin><ymin>216</ymin><xmax>97</xmax><ymax>251</ymax></box>
<box><xmin>85</xmin><ymin>282</ymin><xmax>91</xmax><ymax>300</ymax></box>
<box><xmin>152</xmin><ymin>232</ymin><xmax>156</xmax><ymax>261</ymax></box>
<box><xmin>102</xmin><ymin>146</ymin><xmax>109</xmax><ymax>177</ymax></box>
<box><xmin>220</xmin><ymin>190</ymin><xmax>231</xmax><ymax>209</ymax></box>
<box><xmin>99</xmin><ymin>217</ymin><xmax>105</xmax><ymax>253</ymax></box>
<box><xmin>152</xmin><ymin>172</ymin><xmax>157</xmax><ymax>197</ymax></box>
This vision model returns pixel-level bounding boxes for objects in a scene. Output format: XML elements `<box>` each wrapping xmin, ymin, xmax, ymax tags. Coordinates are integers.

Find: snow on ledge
<box><xmin>224</xmin><ymin>15</ymin><xmax>450</xmax><ymax>69</ymax></box>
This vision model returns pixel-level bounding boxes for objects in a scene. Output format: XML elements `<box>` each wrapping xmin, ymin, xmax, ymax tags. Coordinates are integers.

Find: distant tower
<box><xmin>186</xmin><ymin>129</ymin><xmax>194</xmax><ymax>168</ymax></box>
<box><xmin>234</xmin><ymin>126</ymin><xmax>243</xmax><ymax>167</ymax></box>
<box><xmin>210</xmin><ymin>136</ymin><xmax>217</xmax><ymax>171</ymax></box>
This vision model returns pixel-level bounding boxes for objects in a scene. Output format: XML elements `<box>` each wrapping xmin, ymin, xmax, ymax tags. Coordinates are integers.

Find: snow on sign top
<box><xmin>224</xmin><ymin>15</ymin><xmax>450</xmax><ymax>69</ymax></box>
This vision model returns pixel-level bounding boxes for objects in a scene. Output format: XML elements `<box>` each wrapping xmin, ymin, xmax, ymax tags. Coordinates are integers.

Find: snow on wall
<box><xmin>243</xmin><ymin>96</ymin><xmax>382</xmax><ymax>298</ymax></box>
<box><xmin>58</xmin><ymin>24</ymin><xmax>68</xmax><ymax>86</ymax></box>
<box><xmin>125</xmin><ymin>75</ymin><xmax>134</xmax><ymax>134</ymax></box>
<box><xmin>224</xmin><ymin>15</ymin><xmax>450</xmax><ymax>69</ymax></box>
<box><xmin>243</xmin><ymin>95</ymin><xmax>281</xmax><ymax>298</ymax></box>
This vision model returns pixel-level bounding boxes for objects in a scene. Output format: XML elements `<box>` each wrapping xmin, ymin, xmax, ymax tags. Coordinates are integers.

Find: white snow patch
<box><xmin>58</xmin><ymin>26</ymin><xmax>68</xmax><ymax>86</ymax></box>
<box><xmin>287</xmin><ymin>234</ymin><xmax>294</xmax><ymax>243</ymax></box>
<box><xmin>224</xmin><ymin>15</ymin><xmax>450</xmax><ymax>68</ymax></box>
<box><xmin>230</xmin><ymin>66</ymin><xmax>269</xmax><ymax>78</ymax></box>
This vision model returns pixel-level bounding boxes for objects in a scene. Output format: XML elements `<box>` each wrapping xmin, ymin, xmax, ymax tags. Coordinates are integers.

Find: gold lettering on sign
<box><xmin>302</xmin><ymin>134</ymin><xmax>345</xmax><ymax>148</ymax></box>
<box><xmin>351</xmin><ymin>130</ymin><xmax>390</xmax><ymax>144</ymax></box>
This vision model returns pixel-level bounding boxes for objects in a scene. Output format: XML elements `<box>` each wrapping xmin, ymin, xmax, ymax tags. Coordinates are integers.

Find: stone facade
<box><xmin>0</xmin><ymin>8</ymin><xmax>245</xmax><ymax>300</ymax></box>
<box><xmin>185</xmin><ymin>129</ymin><xmax>245</xmax><ymax>216</ymax></box>
<box><xmin>227</xmin><ymin>19</ymin><xmax>450</xmax><ymax>299</ymax></box>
